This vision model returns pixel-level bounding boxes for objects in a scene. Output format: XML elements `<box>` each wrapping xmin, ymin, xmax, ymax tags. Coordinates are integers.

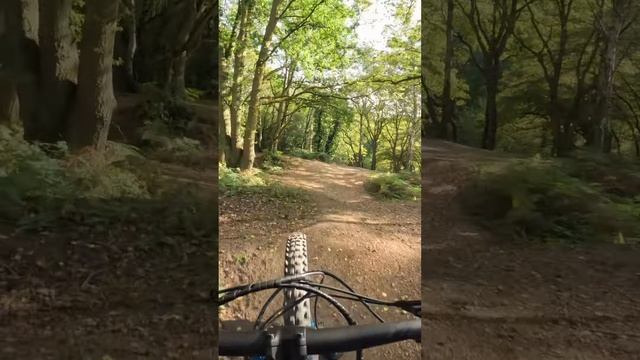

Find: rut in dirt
<box><xmin>219</xmin><ymin>157</ymin><xmax>421</xmax><ymax>360</ymax></box>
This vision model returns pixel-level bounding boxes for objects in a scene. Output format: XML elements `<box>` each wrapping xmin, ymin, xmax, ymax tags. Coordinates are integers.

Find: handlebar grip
<box><xmin>218</xmin><ymin>319</ymin><xmax>421</xmax><ymax>356</ymax></box>
<box><xmin>218</xmin><ymin>330</ymin><xmax>270</xmax><ymax>356</ymax></box>
<box><xmin>306</xmin><ymin>319</ymin><xmax>421</xmax><ymax>354</ymax></box>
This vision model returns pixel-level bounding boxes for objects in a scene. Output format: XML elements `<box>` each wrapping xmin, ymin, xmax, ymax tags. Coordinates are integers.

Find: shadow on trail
<box><xmin>421</xmin><ymin>139</ymin><xmax>640</xmax><ymax>360</ymax></box>
<box><xmin>0</xmin><ymin>183</ymin><xmax>217</xmax><ymax>358</ymax></box>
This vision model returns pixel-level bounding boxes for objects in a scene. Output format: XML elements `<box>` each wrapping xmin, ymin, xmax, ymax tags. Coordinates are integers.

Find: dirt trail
<box><xmin>219</xmin><ymin>157</ymin><xmax>421</xmax><ymax>359</ymax></box>
<box><xmin>422</xmin><ymin>139</ymin><xmax>640</xmax><ymax>360</ymax></box>
<box><xmin>0</xmin><ymin>163</ymin><xmax>218</xmax><ymax>359</ymax></box>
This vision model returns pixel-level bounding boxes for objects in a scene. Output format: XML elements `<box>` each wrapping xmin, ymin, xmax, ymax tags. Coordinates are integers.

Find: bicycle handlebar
<box><xmin>219</xmin><ymin>319</ymin><xmax>421</xmax><ymax>356</ymax></box>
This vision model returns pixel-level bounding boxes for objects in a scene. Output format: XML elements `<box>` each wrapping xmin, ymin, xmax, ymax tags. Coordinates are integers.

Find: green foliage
<box><xmin>222</xmin><ymin>0</ymin><xmax>419</xmax><ymax>173</ymax></box>
<box><xmin>219</xmin><ymin>163</ymin><xmax>307</xmax><ymax>200</ymax></box>
<box><xmin>145</xmin><ymin>135</ymin><xmax>212</xmax><ymax>168</ymax></box>
<box><xmin>138</xmin><ymin>98</ymin><xmax>195</xmax><ymax>138</ymax></box>
<box><xmin>0</xmin><ymin>126</ymin><xmax>214</xmax><ymax>238</ymax></box>
<box><xmin>0</xmin><ymin>126</ymin><xmax>147</xmax><ymax>201</ymax></box>
<box><xmin>137</xmin><ymin>88</ymin><xmax>211</xmax><ymax>167</ymax></box>
<box><xmin>397</xmin><ymin>170</ymin><xmax>420</xmax><ymax>186</ymax></box>
<box><xmin>70</xmin><ymin>0</ymin><xmax>86</xmax><ymax>44</ymax></box>
<box><xmin>364</xmin><ymin>173</ymin><xmax>420</xmax><ymax>200</ymax></box>
<box><xmin>65</xmin><ymin>143</ymin><xmax>149</xmax><ymax>198</ymax></box>
<box><xmin>262</xmin><ymin>150</ymin><xmax>285</xmax><ymax>172</ymax></box>
<box><xmin>460</xmin><ymin>158</ymin><xmax>640</xmax><ymax>244</ymax></box>
<box><xmin>185</xmin><ymin>87</ymin><xmax>206</xmax><ymax>101</ymax></box>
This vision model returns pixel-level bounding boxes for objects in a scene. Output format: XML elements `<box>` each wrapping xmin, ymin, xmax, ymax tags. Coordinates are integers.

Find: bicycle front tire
<box><xmin>283</xmin><ymin>232</ymin><xmax>312</xmax><ymax>327</ymax></box>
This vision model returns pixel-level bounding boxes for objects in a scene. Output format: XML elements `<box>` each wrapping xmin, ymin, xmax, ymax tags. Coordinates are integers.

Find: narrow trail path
<box><xmin>422</xmin><ymin>139</ymin><xmax>640</xmax><ymax>360</ymax></box>
<box><xmin>219</xmin><ymin>157</ymin><xmax>421</xmax><ymax>359</ymax></box>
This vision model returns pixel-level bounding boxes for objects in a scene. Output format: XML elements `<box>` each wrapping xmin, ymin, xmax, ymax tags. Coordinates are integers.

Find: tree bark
<box><xmin>313</xmin><ymin>108</ymin><xmax>324</xmax><ymax>152</ymax></box>
<box><xmin>37</xmin><ymin>0</ymin><xmax>77</xmax><ymax>142</ymax></box>
<box><xmin>358</xmin><ymin>112</ymin><xmax>364</xmax><ymax>168</ymax></box>
<box><xmin>325</xmin><ymin>119</ymin><xmax>341</xmax><ymax>154</ymax></box>
<box><xmin>0</xmin><ymin>1</ymin><xmax>18</xmax><ymax>126</ymax></box>
<box><xmin>441</xmin><ymin>0</ymin><xmax>455</xmax><ymax>140</ymax></box>
<box><xmin>121</xmin><ymin>0</ymin><xmax>138</xmax><ymax>92</ymax></box>
<box><xmin>1</xmin><ymin>0</ymin><xmax>39</xmax><ymax>139</ymax></box>
<box><xmin>302</xmin><ymin>109</ymin><xmax>313</xmax><ymax>150</ymax></box>
<box><xmin>67</xmin><ymin>0</ymin><xmax>119</xmax><ymax>150</ymax></box>
<box><xmin>228</xmin><ymin>0</ymin><xmax>253</xmax><ymax>166</ymax></box>
<box><xmin>593</xmin><ymin>0</ymin><xmax>633</xmax><ymax>153</ymax></box>
<box><xmin>482</xmin><ymin>72</ymin><xmax>498</xmax><ymax>150</ymax></box>
<box><xmin>240</xmin><ymin>0</ymin><xmax>282</xmax><ymax>170</ymax></box>
<box><xmin>370</xmin><ymin>140</ymin><xmax>378</xmax><ymax>171</ymax></box>
<box><xmin>404</xmin><ymin>85</ymin><xmax>419</xmax><ymax>171</ymax></box>
<box><xmin>171</xmin><ymin>50</ymin><xmax>187</xmax><ymax>98</ymax></box>
<box><xmin>0</xmin><ymin>80</ymin><xmax>19</xmax><ymax>126</ymax></box>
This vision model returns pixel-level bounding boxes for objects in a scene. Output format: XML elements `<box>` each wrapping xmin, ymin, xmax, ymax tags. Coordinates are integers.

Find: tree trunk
<box><xmin>370</xmin><ymin>140</ymin><xmax>378</xmax><ymax>171</ymax></box>
<box><xmin>0</xmin><ymin>0</ymin><xmax>20</xmax><ymax>126</ymax></box>
<box><xmin>404</xmin><ymin>86</ymin><xmax>419</xmax><ymax>170</ymax></box>
<box><xmin>123</xmin><ymin>0</ymin><xmax>137</xmax><ymax>91</ymax></box>
<box><xmin>593</xmin><ymin>0</ymin><xmax>632</xmax><ymax>154</ymax></box>
<box><xmin>67</xmin><ymin>0</ymin><xmax>119</xmax><ymax>150</ymax></box>
<box><xmin>358</xmin><ymin>113</ymin><xmax>364</xmax><ymax>168</ymax></box>
<box><xmin>270</xmin><ymin>100</ymin><xmax>287</xmax><ymax>151</ymax></box>
<box><xmin>125</xmin><ymin>4</ymin><xmax>137</xmax><ymax>90</ymax></box>
<box><xmin>171</xmin><ymin>50</ymin><xmax>187</xmax><ymax>99</ymax></box>
<box><xmin>220</xmin><ymin>109</ymin><xmax>232</xmax><ymax>165</ymax></box>
<box><xmin>440</xmin><ymin>0</ymin><xmax>455</xmax><ymax>140</ymax></box>
<box><xmin>595</xmin><ymin>43</ymin><xmax>617</xmax><ymax>154</ymax></box>
<box><xmin>550</xmin><ymin>113</ymin><xmax>563</xmax><ymax>156</ymax></box>
<box><xmin>2</xmin><ymin>0</ymin><xmax>39</xmax><ymax>139</ymax></box>
<box><xmin>0</xmin><ymin>80</ymin><xmax>19</xmax><ymax>126</ymax></box>
<box><xmin>302</xmin><ymin>109</ymin><xmax>313</xmax><ymax>150</ymax></box>
<box><xmin>229</xmin><ymin>0</ymin><xmax>253</xmax><ymax>166</ymax></box>
<box><xmin>325</xmin><ymin>119</ymin><xmax>340</xmax><ymax>154</ymax></box>
<box><xmin>313</xmin><ymin>109</ymin><xmax>324</xmax><ymax>152</ymax></box>
<box><xmin>37</xmin><ymin>0</ymin><xmax>77</xmax><ymax>143</ymax></box>
<box><xmin>423</xmin><ymin>86</ymin><xmax>440</xmax><ymax>137</ymax></box>
<box><xmin>239</xmin><ymin>0</ymin><xmax>282</xmax><ymax>170</ymax></box>
<box><xmin>482</xmin><ymin>73</ymin><xmax>498</xmax><ymax>150</ymax></box>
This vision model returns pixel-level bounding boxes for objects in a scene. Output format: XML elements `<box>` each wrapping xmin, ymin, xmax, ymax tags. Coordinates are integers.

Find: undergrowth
<box><xmin>137</xmin><ymin>84</ymin><xmax>213</xmax><ymax>168</ymax></box>
<box><xmin>460</xmin><ymin>157</ymin><xmax>640</xmax><ymax>244</ymax></box>
<box><xmin>364</xmin><ymin>173</ymin><xmax>421</xmax><ymax>200</ymax></box>
<box><xmin>0</xmin><ymin>126</ymin><xmax>215</xmax><ymax>238</ymax></box>
<box><xmin>261</xmin><ymin>151</ymin><xmax>285</xmax><ymax>173</ymax></box>
<box><xmin>219</xmin><ymin>163</ymin><xmax>307</xmax><ymax>201</ymax></box>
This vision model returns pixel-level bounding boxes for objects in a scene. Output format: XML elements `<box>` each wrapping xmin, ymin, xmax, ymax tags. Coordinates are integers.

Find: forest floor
<box><xmin>219</xmin><ymin>156</ymin><xmax>421</xmax><ymax>359</ymax></box>
<box><xmin>422</xmin><ymin>139</ymin><xmax>640</xmax><ymax>360</ymax></box>
<box><xmin>0</xmin><ymin>162</ymin><xmax>218</xmax><ymax>359</ymax></box>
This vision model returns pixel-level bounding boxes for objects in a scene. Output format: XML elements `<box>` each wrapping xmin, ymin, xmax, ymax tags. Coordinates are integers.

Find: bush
<box><xmin>220</xmin><ymin>163</ymin><xmax>306</xmax><ymax>200</ymax></box>
<box><xmin>0</xmin><ymin>126</ymin><xmax>217</xmax><ymax>238</ymax></box>
<box><xmin>0</xmin><ymin>127</ymin><xmax>217</xmax><ymax>236</ymax></box>
<box><xmin>460</xmin><ymin>158</ymin><xmax>640</xmax><ymax>243</ymax></box>
<box><xmin>262</xmin><ymin>150</ymin><xmax>284</xmax><ymax>172</ymax></box>
<box><xmin>185</xmin><ymin>87</ymin><xmax>206</xmax><ymax>102</ymax></box>
<box><xmin>138</xmin><ymin>100</ymin><xmax>210</xmax><ymax>168</ymax></box>
<box><xmin>0</xmin><ymin>127</ymin><xmax>147</xmax><ymax>201</ymax></box>
<box><xmin>397</xmin><ymin>170</ymin><xmax>421</xmax><ymax>186</ymax></box>
<box><xmin>145</xmin><ymin>136</ymin><xmax>212</xmax><ymax>168</ymax></box>
<box><xmin>364</xmin><ymin>173</ymin><xmax>420</xmax><ymax>200</ymax></box>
